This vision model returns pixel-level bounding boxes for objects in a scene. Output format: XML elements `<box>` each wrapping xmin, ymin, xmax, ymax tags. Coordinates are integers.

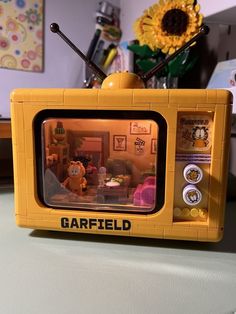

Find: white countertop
<box><xmin>1</xmin><ymin>189</ymin><xmax>236</xmax><ymax>314</ymax></box>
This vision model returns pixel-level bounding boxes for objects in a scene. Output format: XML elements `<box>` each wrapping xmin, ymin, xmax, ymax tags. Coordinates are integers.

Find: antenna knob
<box><xmin>50</xmin><ymin>23</ymin><xmax>60</xmax><ymax>33</ymax></box>
<box><xmin>201</xmin><ymin>24</ymin><xmax>210</xmax><ymax>35</ymax></box>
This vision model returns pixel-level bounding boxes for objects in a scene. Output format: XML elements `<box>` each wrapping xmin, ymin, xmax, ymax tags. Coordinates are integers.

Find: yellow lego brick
<box><xmin>11</xmin><ymin>103</ymin><xmax>25</xmax><ymax>153</ymax></box>
<box><xmin>150</xmin><ymin>103</ymin><xmax>177</xmax><ymax>111</ymax></box>
<box><xmin>14</xmin><ymin>189</ymin><xmax>27</xmax><ymax>216</ymax></box>
<box><xmin>133</xmin><ymin>89</ymin><xmax>169</xmax><ymax>104</ymax></box>
<box><xmin>152</xmin><ymin>204</ymin><xmax>173</xmax><ymax>225</ymax></box>
<box><xmin>11</xmin><ymin>88</ymin><xmax>64</xmax><ymax>102</ymax></box>
<box><xmin>26</xmin><ymin>193</ymin><xmax>46</xmax><ymax>216</ymax></box>
<box><xmin>206</xmin><ymin>89</ymin><xmax>217</xmax><ymax>103</ymax></box>
<box><xmin>15</xmin><ymin>215</ymin><xmax>28</xmax><ymax>228</ymax></box>
<box><xmin>25</xmin><ymin>158</ymin><xmax>35</xmax><ymax>195</ymax></box>
<box><xmin>14</xmin><ymin>153</ymin><xmax>27</xmax><ymax>215</ymax></box>
<box><xmin>149</xmin><ymin>107</ymin><xmax>175</xmax><ymax>120</ymax></box>
<box><xmin>130</xmin><ymin>103</ymin><xmax>152</xmax><ymax>110</ymax></box>
<box><xmin>97</xmin><ymin>105</ymin><xmax>134</xmax><ymax>110</ymax></box>
<box><xmin>197</xmin><ymin>227</ymin><xmax>209</xmax><ymax>241</ymax></box>
<box><xmin>170</xmin><ymin>90</ymin><xmax>207</xmax><ymax>104</ymax></box>
<box><xmin>49</xmin><ymin>104</ymin><xmax>98</xmax><ymax>110</ymax></box>
<box><xmin>216</xmin><ymin>89</ymin><xmax>232</xmax><ymax>104</ymax></box>
<box><xmin>164</xmin><ymin>225</ymin><xmax>198</xmax><ymax>240</ymax></box>
<box><xmin>172</xmin><ymin>220</ymin><xmax>191</xmax><ymax>227</ymax></box>
<box><xmin>25</xmin><ymin>130</ymin><xmax>34</xmax><ymax>159</ymax></box>
<box><xmin>23</xmin><ymin>105</ymin><xmax>48</xmax><ymax>131</ymax></box>
<box><xmin>64</xmin><ymin>88</ymin><xmax>98</xmax><ymax>106</ymax></box>
<box><xmin>131</xmin><ymin>224</ymin><xmax>164</xmax><ymax>239</ymax></box>
<box><xmin>196</xmin><ymin>104</ymin><xmax>216</xmax><ymax>111</ymax></box>
<box><xmin>98</xmin><ymin>89</ymin><xmax>133</xmax><ymax>107</ymax></box>
<box><xmin>177</xmin><ymin>102</ymin><xmax>198</xmax><ymax>109</ymax></box>
<box><xmin>207</xmin><ymin>228</ymin><xmax>223</xmax><ymax>242</ymax></box>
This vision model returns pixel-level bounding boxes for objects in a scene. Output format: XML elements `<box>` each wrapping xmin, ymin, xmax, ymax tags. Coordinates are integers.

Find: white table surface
<box><xmin>1</xmin><ymin>189</ymin><xmax>236</xmax><ymax>314</ymax></box>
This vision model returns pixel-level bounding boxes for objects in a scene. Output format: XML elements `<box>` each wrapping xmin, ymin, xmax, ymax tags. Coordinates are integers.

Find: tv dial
<box><xmin>182</xmin><ymin>184</ymin><xmax>202</xmax><ymax>206</ymax></box>
<box><xmin>183</xmin><ymin>164</ymin><xmax>203</xmax><ymax>184</ymax></box>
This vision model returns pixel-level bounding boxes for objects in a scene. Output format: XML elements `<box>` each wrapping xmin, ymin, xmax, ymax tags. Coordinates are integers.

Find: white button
<box><xmin>182</xmin><ymin>184</ymin><xmax>202</xmax><ymax>206</ymax></box>
<box><xmin>183</xmin><ymin>164</ymin><xmax>203</xmax><ymax>184</ymax></box>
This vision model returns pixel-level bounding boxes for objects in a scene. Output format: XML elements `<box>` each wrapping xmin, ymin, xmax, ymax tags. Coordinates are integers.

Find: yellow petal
<box><xmin>195</xmin><ymin>4</ymin><xmax>200</xmax><ymax>12</ymax></box>
<box><xmin>198</xmin><ymin>14</ymin><xmax>203</xmax><ymax>26</ymax></box>
<box><xmin>169</xmin><ymin>47</ymin><xmax>176</xmax><ymax>55</ymax></box>
<box><xmin>162</xmin><ymin>46</ymin><xmax>169</xmax><ymax>54</ymax></box>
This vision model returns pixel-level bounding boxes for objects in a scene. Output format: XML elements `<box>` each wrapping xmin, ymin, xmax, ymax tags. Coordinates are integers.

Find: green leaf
<box><xmin>168</xmin><ymin>50</ymin><xmax>190</xmax><ymax>77</ymax></box>
<box><xmin>167</xmin><ymin>49</ymin><xmax>200</xmax><ymax>77</ymax></box>
<box><xmin>128</xmin><ymin>44</ymin><xmax>156</xmax><ymax>58</ymax></box>
<box><xmin>136</xmin><ymin>59</ymin><xmax>156</xmax><ymax>72</ymax></box>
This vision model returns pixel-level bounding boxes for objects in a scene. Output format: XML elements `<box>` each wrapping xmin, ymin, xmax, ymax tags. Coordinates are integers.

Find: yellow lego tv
<box><xmin>11</xmin><ymin>24</ymin><xmax>232</xmax><ymax>241</ymax></box>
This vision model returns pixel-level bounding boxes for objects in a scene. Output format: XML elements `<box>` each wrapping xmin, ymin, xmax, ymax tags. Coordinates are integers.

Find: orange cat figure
<box><xmin>62</xmin><ymin>161</ymin><xmax>87</xmax><ymax>195</ymax></box>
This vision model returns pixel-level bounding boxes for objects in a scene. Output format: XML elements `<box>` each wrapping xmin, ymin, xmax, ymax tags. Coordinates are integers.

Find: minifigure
<box><xmin>62</xmin><ymin>161</ymin><xmax>87</xmax><ymax>195</ymax></box>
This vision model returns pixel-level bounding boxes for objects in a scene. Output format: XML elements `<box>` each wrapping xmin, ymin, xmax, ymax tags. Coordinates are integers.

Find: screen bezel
<box><xmin>34</xmin><ymin>109</ymin><xmax>167</xmax><ymax>215</ymax></box>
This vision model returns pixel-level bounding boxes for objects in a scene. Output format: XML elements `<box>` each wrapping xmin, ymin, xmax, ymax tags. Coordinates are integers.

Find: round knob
<box><xmin>183</xmin><ymin>164</ymin><xmax>203</xmax><ymax>184</ymax></box>
<box><xmin>50</xmin><ymin>23</ymin><xmax>60</xmax><ymax>33</ymax></box>
<box><xmin>182</xmin><ymin>184</ymin><xmax>202</xmax><ymax>206</ymax></box>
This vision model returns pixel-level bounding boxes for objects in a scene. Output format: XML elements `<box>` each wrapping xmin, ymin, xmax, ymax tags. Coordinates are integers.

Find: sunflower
<box><xmin>133</xmin><ymin>0</ymin><xmax>203</xmax><ymax>55</ymax></box>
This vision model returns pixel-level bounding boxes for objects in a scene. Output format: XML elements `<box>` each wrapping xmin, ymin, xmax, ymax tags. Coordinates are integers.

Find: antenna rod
<box><xmin>141</xmin><ymin>25</ymin><xmax>210</xmax><ymax>83</ymax></box>
<box><xmin>50</xmin><ymin>23</ymin><xmax>107</xmax><ymax>82</ymax></box>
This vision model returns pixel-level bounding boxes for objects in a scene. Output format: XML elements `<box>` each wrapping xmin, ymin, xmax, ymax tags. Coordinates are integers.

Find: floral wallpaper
<box><xmin>0</xmin><ymin>0</ymin><xmax>44</xmax><ymax>72</ymax></box>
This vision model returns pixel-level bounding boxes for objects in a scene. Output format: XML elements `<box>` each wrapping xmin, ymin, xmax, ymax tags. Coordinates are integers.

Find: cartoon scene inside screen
<box><xmin>42</xmin><ymin>118</ymin><xmax>159</xmax><ymax>213</ymax></box>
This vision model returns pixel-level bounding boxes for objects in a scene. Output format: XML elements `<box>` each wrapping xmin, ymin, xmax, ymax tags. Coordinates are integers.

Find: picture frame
<box><xmin>151</xmin><ymin>138</ymin><xmax>157</xmax><ymax>154</ymax></box>
<box><xmin>113</xmin><ymin>135</ymin><xmax>127</xmax><ymax>151</ymax></box>
<box><xmin>130</xmin><ymin>121</ymin><xmax>151</xmax><ymax>135</ymax></box>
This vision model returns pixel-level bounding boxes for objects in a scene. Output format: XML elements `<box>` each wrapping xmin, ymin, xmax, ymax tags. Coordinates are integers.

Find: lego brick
<box><xmin>133</xmin><ymin>89</ymin><xmax>169</xmax><ymax>104</ymax></box>
<box><xmin>11</xmin><ymin>88</ymin><xmax>64</xmax><ymax>102</ymax></box>
<box><xmin>131</xmin><ymin>224</ymin><xmax>164</xmax><ymax>239</ymax></box>
<box><xmin>164</xmin><ymin>225</ymin><xmax>198</xmax><ymax>240</ymax></box>
<box><xmin>98</xmin><ymin>89</ymin><xmax>133</xmax><ymax>107</ymax></box>
<box><xmin>64</xmin><ymin>89</ymin><xmax>98</xmax><ymax>106</ymax></box>
<box><xmin>197</xmin><ymin>227</ymin><xmax>209</xmax><ymax>241</ymax></box>
<box><xmin>169</xmin><ymin>90</ymin><xmax>207</xmax><ymax>104</ymax></box>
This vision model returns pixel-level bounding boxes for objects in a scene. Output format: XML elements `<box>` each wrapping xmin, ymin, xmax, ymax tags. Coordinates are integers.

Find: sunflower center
<box><xmin>161</xmin><ymin>9</ymin><xmax>189</xmax><ymax>36</ymax></box>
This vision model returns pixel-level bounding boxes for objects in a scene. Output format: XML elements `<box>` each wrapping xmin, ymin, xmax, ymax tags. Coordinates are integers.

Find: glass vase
<box><xmin>156</xmin><ymin>76</ymin><xmax>178</xmax><ymax>89</ymax></box>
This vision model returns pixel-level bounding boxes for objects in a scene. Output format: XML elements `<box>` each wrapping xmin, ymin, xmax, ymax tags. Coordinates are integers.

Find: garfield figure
<box><xmin>62</xmin><ymin>161</ymin><xmax>87</xmax><ymax>195</ymax></box>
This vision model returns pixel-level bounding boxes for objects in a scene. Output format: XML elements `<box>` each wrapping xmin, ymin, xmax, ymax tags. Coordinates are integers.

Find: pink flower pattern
<box><xmin>0</xmin><ymin>0</ymin><xmax>43</xmax><ymax>72</ymax></box>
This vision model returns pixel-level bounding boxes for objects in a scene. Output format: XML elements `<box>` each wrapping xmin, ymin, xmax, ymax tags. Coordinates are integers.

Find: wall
<box><xmin>0</xmin><ymin>0</ymin><xmax>120</xmax><ymax>118</ymax></box>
